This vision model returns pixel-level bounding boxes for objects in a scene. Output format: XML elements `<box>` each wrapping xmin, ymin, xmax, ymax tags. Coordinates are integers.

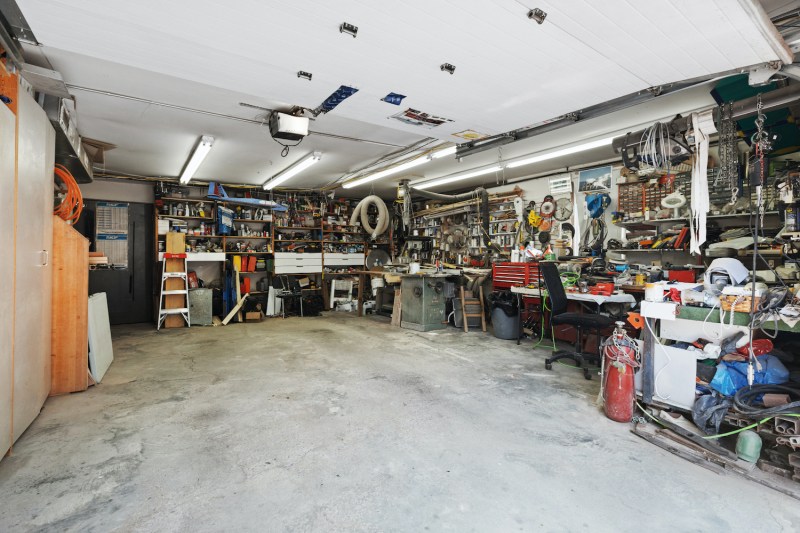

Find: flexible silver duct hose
<box><xmin>407</xmin><ymin>186</ymin><xmax>496</xmax><ymax>254</ymax></box>
<box><xmin>350</xmin><ymin>195</ymin><xmax>389</xmax><ymax>239</ymax></box>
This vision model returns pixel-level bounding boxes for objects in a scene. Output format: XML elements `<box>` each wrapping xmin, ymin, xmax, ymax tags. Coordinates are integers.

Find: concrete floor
<box><xmin>1</xmin><ymin>314</ymin><xmax>798</xmax><ymax>532</ymax></box>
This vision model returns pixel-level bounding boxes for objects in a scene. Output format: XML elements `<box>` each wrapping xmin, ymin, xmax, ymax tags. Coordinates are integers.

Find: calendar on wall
<box><xmin>95</xmin><ymin>201</ymin><xmax>129</xmax><ymax>268</ymax></box>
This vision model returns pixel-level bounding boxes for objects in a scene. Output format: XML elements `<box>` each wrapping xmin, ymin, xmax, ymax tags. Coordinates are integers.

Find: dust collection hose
<box><xmin>350</xmin><ymin>195</ymin><xmax>389</xmax><ymax>239</ymax></box>
<box><xmin>406</xmin><ymin>186</ymin><xmax>498</xmax><ymax>254</ymax></box>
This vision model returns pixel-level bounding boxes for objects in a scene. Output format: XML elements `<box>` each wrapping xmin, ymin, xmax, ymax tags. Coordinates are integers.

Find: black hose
<box><xmin>733</xmin><ymin>384</ymin><xmax>800</xmax><ymax>417</ymax></box>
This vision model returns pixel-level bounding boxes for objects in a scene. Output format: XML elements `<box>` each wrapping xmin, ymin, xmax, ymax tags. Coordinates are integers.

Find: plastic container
<box><xmin>736</xmin><ymin>430</ymin><xmax>762</xmax><ymax>463</ymax></box>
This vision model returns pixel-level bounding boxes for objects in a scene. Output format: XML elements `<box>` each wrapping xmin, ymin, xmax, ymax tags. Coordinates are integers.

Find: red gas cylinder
<box><xmin>602</xmin><ymin>322</ymin><xmax>640</xmax><ymax>423</ymax></box>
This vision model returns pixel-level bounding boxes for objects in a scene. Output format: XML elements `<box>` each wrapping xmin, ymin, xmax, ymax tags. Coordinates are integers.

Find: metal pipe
<box><xmin>65</xmin><ymin>84</ymin><xmax>406</xmax><ymax>148</ymax></box>
<box><xmin>611</xmin><ymin>83</ymin><xmax>800</xmax><ymax>152</ymax></box>
<box><xmin>455</xmin><ymin>64</ymin><xmax>781</xmax><ymax>160</ymax></box>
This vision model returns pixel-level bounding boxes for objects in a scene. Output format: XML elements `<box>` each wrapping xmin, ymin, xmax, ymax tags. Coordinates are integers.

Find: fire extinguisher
<box><xmin>601</xmin><ymin>321</ymin><xmax>641</xmax><ymax>423</ymax></box>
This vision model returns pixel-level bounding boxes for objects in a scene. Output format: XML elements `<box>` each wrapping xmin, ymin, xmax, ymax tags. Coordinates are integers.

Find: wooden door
<box><xmin>12</xmin><ymin>87</ymin><xmax>55</xmax><ymax>442</ymax></box>
<box><xmin>0</xmin><ymin>103</ymin><xmax>15</xmax><ymax>456</ymax></box>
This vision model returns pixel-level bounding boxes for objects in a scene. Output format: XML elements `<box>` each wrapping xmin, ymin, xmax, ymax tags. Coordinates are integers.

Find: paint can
<box><xmin>644</xmin><ymin>282</ymin><xmax>664</xmax><ymax>302</ymax></box>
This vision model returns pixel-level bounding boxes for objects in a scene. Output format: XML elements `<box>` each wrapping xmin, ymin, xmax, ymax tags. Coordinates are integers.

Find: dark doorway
<box><xmin>75</xmin><ymin>200</ymin><xmax>154</xmax><ymax>324</ymax></box>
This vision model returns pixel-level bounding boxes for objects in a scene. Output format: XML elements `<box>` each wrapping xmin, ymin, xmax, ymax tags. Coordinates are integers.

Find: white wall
<box><xmin>79</xmin><ymin>178</ymin><xmax>154</xmax><ymax>204</ymax></box>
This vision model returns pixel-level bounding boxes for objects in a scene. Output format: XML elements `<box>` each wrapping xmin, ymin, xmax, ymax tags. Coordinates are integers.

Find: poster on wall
<box><xmin>95</xmin><ymin>201</ymin><xmax>129</xmax><ymax>268</ymax></box>
<box><xmin>578</xmin><ymin>166</ymin><xmax>612</xmax><ymax>192</ymax></box>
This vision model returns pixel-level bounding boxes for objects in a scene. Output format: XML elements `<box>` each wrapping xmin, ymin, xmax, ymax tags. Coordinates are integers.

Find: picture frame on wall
<box><xmin>578</xmin><ymin>166</ymin><xmax>612</xmax><ymax>192</ymax></box>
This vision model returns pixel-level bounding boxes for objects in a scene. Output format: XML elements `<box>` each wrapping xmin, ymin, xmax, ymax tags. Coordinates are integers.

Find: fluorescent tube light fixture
<box><xmin>264</xmin><ymin>151</ymin><xmax>322</xmax><ymax>190</ymax></box>
<box><xmin>505</xmin><ymin>137</ymin><xmax>614</xmax><ymax>169</ymax></box>
<box><xmin>413</xmin><ymin>166</ymin><xmax>503</xmax><ymax>190</ymax></box>
<box><xmin>179</xmin><ymin>135</ymin><xmax>214</xmax><ymax>184</ymax></box>
<box><xmin>342</xmin><ymin>157</ymin><xmax>428</xmax><ymax>189</ymax></box>
<box><xmin>430</xmin><ymin>145</ymin><xmax>457</xmax><ymax>159</ymax></box>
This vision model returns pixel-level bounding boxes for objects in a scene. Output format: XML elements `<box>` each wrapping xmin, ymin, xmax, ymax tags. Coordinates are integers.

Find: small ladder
<box><xmin>460</xmin><ymin>285</ymin><xmax>486</xmax><ymax>333</ymax></box>
<box><xmin>158</xmin><ymin>253</ymin><xmax>190</xmax><ymax>330</ymax></box>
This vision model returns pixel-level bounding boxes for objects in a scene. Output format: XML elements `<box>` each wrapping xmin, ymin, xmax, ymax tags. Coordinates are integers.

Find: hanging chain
<box><xmin>717</xmin><ymin>102</ymin><xmax>739</xmax><ymax>204</ymax></box>
<box><xmin>753</xmin><ymin>93</ymin><xmax>768</xmax><ymax>227</ymax></box>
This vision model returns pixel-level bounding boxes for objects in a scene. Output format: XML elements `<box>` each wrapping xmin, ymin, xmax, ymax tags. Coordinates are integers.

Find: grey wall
<box><xmin>79</xmin><ymin>179</ymin><xmax>155</xmax><ymax>203</ymax></box>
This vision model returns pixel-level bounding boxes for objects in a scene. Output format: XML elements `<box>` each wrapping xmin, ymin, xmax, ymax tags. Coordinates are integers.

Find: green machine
<box><xmin>400</xmin><ymin>275</ymin><xmax>447</xmax><ymax>332</ymax></box>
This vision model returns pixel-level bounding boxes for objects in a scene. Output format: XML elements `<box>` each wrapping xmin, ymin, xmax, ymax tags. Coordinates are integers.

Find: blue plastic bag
<box><xmin>709</xmin><ymin>355</ymin><xmax>789</xmax><ymax>397</ymax></box>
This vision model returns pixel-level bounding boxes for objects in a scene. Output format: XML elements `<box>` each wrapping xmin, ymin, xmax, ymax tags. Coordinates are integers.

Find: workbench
<box><xmin>509</xmin><ymin>286</ymin><xmax>637</xmax><ymax>345</ymax></box>
<box><xmin>638</xmin><ymin>302</ymin><xmax>800</xmax><ymax>412</ymax></box>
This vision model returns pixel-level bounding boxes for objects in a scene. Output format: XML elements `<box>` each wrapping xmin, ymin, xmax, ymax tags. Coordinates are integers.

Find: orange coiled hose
<box><xmin>53</xmin><ymin>164</ymin><xmax>83</xmax><ymax>223</ymax></box>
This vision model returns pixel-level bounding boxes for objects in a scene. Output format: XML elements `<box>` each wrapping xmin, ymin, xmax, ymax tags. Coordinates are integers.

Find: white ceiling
<box><xmin>15</xmin><ymin>0</ymin><xmax>795</xmax><ymax>196</ymax></box>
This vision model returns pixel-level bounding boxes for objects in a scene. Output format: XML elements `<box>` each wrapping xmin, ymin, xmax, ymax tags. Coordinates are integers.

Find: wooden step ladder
<box><xmin>460</xmin><ymin>285</ymin><xmax>486</xmax><ymax>333</ymax></box>
<box><xmin>157</xmin><ymin>253</ymin><xmax>190</xmax><ymax>330</ymax></box>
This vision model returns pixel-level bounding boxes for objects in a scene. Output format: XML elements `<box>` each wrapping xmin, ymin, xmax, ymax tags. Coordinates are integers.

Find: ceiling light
<box><xmin>505</xmin><ymin>137</ymin><xmax>614</xmax><ymax>169</ymax></box>
<box><xmin>339</xmin><ymin>22</ymin><xmax>358</xmax><ymax>37</ymax></box>
<box><xmin>179</xmin><ymin>135</ymin><xmax>214</xmax><ymax>184</ymax></box>
<box><xmin>263</xmin><ymin>151</ymin><xmax>322</xmax><ymax>190</ymax></box>
<box><xmin>440</xmin><ymin>63</ymin><xmax>456</xmax><ymax>75</ymax></box>
<box><xmin>430</xmin><ymin>145</ymin><xmax>457</xmax><ymax>159</ymax></box>
<box><xmin>342</xmin><ymin>157</ymin><xmax>428</xmax><ymax>189</ymax></box>
<box><xmin>527</xmin><ymin>8</ymin><xmax>547</xmax><ymax>24</ymax></box>
<box><xmin>413</xmin><ymin>166</ymin><xmax>503</xmax><ymax>190</ymax></box>
<box><xmin>297</xmin><ymin>71</ymin><xmax>312</xmax><ymax>81</ymax></box>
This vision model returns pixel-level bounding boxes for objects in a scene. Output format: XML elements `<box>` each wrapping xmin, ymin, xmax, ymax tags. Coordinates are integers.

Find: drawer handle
<box><xmin>40</xmin><ymin>250</ymin><xmax>49</xmax><ymax>266</ymax></box>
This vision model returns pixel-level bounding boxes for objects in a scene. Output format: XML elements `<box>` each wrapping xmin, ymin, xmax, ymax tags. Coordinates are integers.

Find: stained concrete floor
<box><xmin>1</xmin><ymin>313</ymin><xmax>798</xmax><ymax>532</ymax></box>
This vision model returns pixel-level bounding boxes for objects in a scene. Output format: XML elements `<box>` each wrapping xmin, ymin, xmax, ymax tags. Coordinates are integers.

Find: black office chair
<box><xmin>540</xmin><ymin>261</ymin><xmax>614</xmax><ymax>380</ymax></box>
<box><xmin>274</xmin><ymin>276</ymin><xmax>304</xmax><ymax>318</ymax></box>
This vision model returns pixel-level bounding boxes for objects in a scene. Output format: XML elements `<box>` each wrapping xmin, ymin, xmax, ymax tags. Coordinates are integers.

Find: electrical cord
<box><xmin>734</xmin><ymin>384</ymin><xmax>800</xmax><ymax>417</ymax></box>
<box><xmin>635</xmin><ymin>401</ymin><xmax>800</xmax><ymax>440</ymax></box>
<box><xmin>53</xmin><ymin>164</ymin><xmax>83</xmax><ymax>223</ymax></box>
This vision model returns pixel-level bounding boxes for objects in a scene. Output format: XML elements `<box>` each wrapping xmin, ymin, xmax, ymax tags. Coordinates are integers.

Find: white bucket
<box><xmin>409</xmin><ymin>262</ymin><xmax>421</xmax><ymax>274</ymax></box>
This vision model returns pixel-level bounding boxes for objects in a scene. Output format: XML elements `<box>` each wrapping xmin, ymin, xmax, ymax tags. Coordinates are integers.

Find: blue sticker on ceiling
<box><xmin>381</xmin><ymin>92</ymin><xmax>406</xmax><ymax>105</ymax></box>
<box><xmin>315</xmin><ymin>85</ymin><xmax>359</xmax><ymax>114</ymax></box>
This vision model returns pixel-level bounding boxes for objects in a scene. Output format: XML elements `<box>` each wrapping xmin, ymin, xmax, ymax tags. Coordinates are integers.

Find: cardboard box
<box><xmin>245</xmin><ymin>311</ymin><xmax>262</xmax><ymax>323</ymax></box>
<box><xmin>166</xmin><ymin>232</ymin><xmax>185</xmax><ymax>253</ymax></box>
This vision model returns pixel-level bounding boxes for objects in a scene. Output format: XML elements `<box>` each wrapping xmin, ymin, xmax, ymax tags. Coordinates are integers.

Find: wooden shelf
<box><xmin>226</xmin><ymin>251</ymin><xmax>272</xmax><ymax>255</ymax></box>
<box><xmin>226</xmin><ymin>235</ymin><xmax>271</xmax><ymax>240</ymax></box>
<box><xmin>232</xmin><ymin>218</ymin><xmax>271</xmax><ymax>223</ymax></box>
<box><xmin>275</xmin><ymin>226</ymin><xmax>318</xmax><ymax>230</ymax></box>
<box><xmin>323</xmin><ymin>230</ymin><xmax>364</xmax><ymax>235</ymax></box>
<box><xmin>275</xmin><ymin>239</ymin><xmax>321</xmax><ymax>242</ymax></box>
<box><xmin>160</xmin><ymin>197</ymin><xmax>210</xmax><ymax>204</ymax></box>
<box><xmin>157</xmin><ymin>215</ymin><xmax>214</xmax><ymax>221</ymax></box>
<box><xmin>617</xmin><ymin>211</ymin><xmax>780</xmax><ymax>228</ymax></box>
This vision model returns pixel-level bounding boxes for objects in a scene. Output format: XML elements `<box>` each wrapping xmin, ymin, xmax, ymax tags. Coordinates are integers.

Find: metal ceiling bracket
<box><xmin>527</xmin><ymin>8</ymin><xmax>547</xmax><ymax>24</ymax></box>
<box><xmin>749</xmin><ymin>61</ymin><xmax>783</xmax><ymax>86</ymax></box>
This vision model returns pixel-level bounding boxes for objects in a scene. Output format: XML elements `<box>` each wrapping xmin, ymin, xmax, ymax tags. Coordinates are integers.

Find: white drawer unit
<box><xmin>274</xmin><ymin>252</ymin><xmax>323</xmax><ymax>273</ymax></box>
<box><xmin>324</xmin><ymin>253</ymin><xmax>365</xmax><ymax>266</ymax></box>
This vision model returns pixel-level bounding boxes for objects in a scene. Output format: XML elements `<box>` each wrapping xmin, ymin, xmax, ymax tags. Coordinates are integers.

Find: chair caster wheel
<box><xmin>545</xmin><ymin>362</ymin><xmax>552</xmax><ymax>371</ymax></box>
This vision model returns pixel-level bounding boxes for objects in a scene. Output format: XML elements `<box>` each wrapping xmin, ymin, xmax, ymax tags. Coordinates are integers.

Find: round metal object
<box><xmin>366</xmin><ymin>249</ymin><xmax>391</xmax><ymax>269</ymax></box>
<box><xmin>554</xmin><ymin>197</ymin><xmax>573</xmax><ymax>221</ymax></box>
<box><xmin>539</xmin><ymin>200</ymin><xmax>555</xmax><ymax>217</ymax></box>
